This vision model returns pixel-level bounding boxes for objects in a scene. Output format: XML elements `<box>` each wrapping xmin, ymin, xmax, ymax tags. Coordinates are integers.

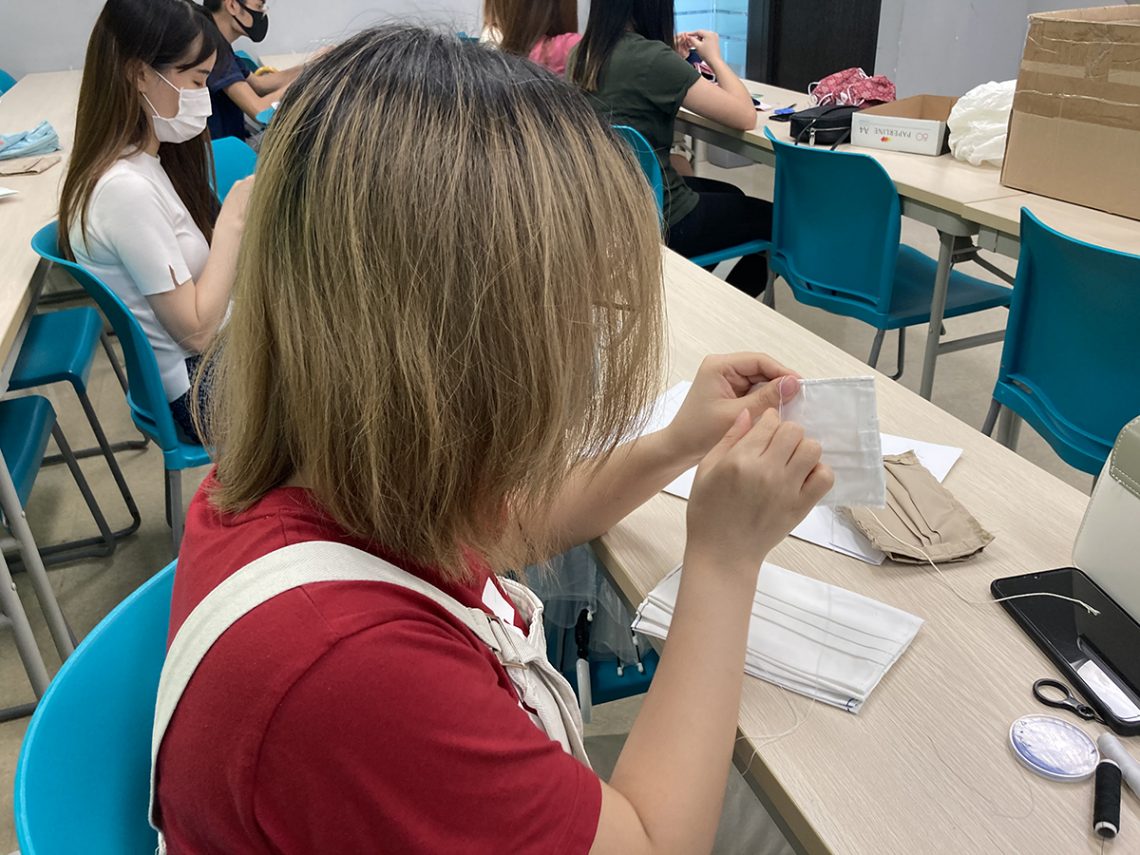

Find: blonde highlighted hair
<box><xmin>204</xmin><ymin>26</ymin><xmax>665</xmax><ymax>581</ymax></box>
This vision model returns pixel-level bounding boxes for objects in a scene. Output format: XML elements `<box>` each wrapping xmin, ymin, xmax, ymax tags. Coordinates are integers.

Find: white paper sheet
<box><xmin>635</xmin><ymin>383</ymin><xmax>965</xmax><ymax>564</ymax></box>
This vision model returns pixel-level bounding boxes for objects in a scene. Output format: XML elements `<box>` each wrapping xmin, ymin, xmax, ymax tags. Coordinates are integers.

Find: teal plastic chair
<box><xmin>982</xmin><ymin>210</ymin><xmax>1140</xmax><ymax>475</ymax></box>
<box><xmin>210</xmin><ymin>137</ymin><xmax>256</xmax><ymax>202</ymax></box>
<box><xmin>0</xmin><ymin>68</ymin><xmax>17</xmax><ymax>95</ymax></box>
<box><xmin>233</xmin><ymin>49</ymin><xmax>261</xmax><ymax>76</ymax></box>
<box><xmin>31</xmin><ymin>223</ymin><xmax>210</xmax><ymax>552</ymax></box>
<box><xmin>613</xmin><ymin>124</ymin><xmax>768</xmax><ymax>269</ymax></box>
<box><xmin>764</xmin><ymin>128</ymin><xmax>1012</xmax><ymax>379</ymax></box>
<box><xmin>0</xmin><ymin>395</ymin><xmax>114</xmax><ymax>565</ymax></box>
<box><xmin>9</xmin><ymin>307</ymin><xmax>143</xmax><ymax>545</ymax></box>
<box><xmin>15</xmin><ymin>563</ymin><xmax>174</xmax><ymax>855</ymax></box>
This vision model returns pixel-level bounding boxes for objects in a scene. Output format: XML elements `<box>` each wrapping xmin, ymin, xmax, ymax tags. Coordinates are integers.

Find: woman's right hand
<box><xmin>685</xmin><ymin>408</ymin><xmax>833</xmax><ymax>579</ymax></box>
<box><xmin>688</xmin><ymin>30</ymin><xmax>723</xmax><ymax>64</ymax></box>
<box><xmin>217</xmin><ymin>175</ymin><xmax>255</xmax><ymax>233</ymax></box>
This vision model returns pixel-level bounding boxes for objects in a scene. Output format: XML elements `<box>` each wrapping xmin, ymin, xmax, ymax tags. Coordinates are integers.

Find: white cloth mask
<box><xmin>780</xmin><ymin>376</ymin><xmax>886</xmax><ymax>507</ymax></box>
<box><xmin>143</xmin><ymin>72</ymin><xmax>212</xmax><ymax>144</ymax></box>
<box><xmin>633</xmin><ymin>563</ymin><xmax>923</xmax><ymax>712</ymax></box>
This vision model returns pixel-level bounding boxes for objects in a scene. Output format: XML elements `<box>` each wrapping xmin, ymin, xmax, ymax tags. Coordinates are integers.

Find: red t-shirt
<box><xmin>155</xmin><ymin>473</ymin><xmax>601</xmax><ymax>853</ymax></box>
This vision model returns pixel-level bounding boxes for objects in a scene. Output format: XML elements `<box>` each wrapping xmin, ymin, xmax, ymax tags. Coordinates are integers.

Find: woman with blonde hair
<box><xmin>152</xmin><ymin>27</ymin><xmax>831</xmax><ymax>853</ymax></box>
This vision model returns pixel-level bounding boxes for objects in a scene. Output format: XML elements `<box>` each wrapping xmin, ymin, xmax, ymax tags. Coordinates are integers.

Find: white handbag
<box><xmin>1073</xmin><ymin>415</ymin><xmax>1140</xmax><ymax>621</ymax></box>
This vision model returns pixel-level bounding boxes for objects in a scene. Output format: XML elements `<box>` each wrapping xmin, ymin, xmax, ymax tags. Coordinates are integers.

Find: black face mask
<box><xmin>234</xmin><ymin>1</ymin><xmax>269</xmax><ymax>43</ymax></box>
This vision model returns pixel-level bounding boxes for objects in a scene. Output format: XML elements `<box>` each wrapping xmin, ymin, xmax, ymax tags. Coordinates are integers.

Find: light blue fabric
<box><xmin>0</xmin><ymin>120</ymin><xmax>60</xmax><ymax>160</ymax></box>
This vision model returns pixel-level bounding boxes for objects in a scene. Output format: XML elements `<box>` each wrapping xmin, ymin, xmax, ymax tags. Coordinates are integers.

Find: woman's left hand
<box><xmin>663</xmin><ymin>353</ymin><xmax>801</xmax><ymax>466</ymax></box>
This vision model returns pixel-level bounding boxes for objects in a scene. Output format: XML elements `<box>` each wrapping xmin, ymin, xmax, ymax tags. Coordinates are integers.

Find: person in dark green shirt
<box><xmin>568</xmin><ymin>0</ymin><xmax>771</xmax><ymax>297</ymax></box>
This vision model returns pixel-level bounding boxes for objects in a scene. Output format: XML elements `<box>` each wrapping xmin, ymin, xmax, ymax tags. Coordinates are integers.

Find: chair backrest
<box><xmin>31</xmin><ymin>222</ymin><xmax>183</xmax><ymax>451</ymax></box>
<box><xmin>15</xmin><ymin>563</ymin><xmax>175</xmax><ymax>855</ymax></box>
<box><xmin>766</xmin><ymin>128</ymin><xmax>901</xmax><ymax>314</ymax></box>
<box><xmin>0</xmin><ymin>68</ymin><xmax>17</xmax><ymax>95</ymax></box>
<box><xmin>612</xmin><ymin>124</ymin><xmax>664</xmax><ymax>222</ymax></box>
<box><xmin>997</xmin><ymin>209</ymin><xmax>1140</xmax><ymax>473</ymax></box>
<box><xmin>233</xmin><ymin>49</ymin><xmax>261</xmax><ymax>76</ymax></box>
<box><xmin>211</xmin><ymin>137</ymin><xmax>257</xmax><ymax>202</ymax></box>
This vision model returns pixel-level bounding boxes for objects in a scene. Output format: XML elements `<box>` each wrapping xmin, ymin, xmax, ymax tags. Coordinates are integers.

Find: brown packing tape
<box><xmin>1029</xmin><ymin>6</ymin><xmax>1140</xmax><ymax>27</ymax></box>
<box><xmin>1012</xmin><ymin>90</ymin><xmax>1140</xmax><ymax>132</ymax></box>
<box><xmin>1017</xmin><ymin>66</ymin><xmax>1140</xmax><ymax>107</ymax></box>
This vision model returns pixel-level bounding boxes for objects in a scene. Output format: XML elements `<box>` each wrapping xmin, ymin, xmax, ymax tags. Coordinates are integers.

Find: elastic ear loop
<box><xmin>863</xmin><ymin>510</ymin><xmax>1100</xmax><ymax>616</ymax></box>
<box><xmin>735</xmin><ymin>529</ymin><xmax>1042</xmax><ymax>823</ymax></box>
<box><xmin>737</xmin><ymin>576</ymin><xmax>831</xmax><ymax>776</ymax></box>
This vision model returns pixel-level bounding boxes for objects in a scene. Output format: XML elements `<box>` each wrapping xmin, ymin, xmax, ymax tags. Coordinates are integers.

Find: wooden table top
<box><xmin>680</xmin><ymin>82</ymin><xmax>1140</xmax><ymax>254</ymax></box>
<box><xmin>593</xmin><ymin>249</ymin><xmax>1133</xmax><ymax>855</ymax></box>
<box><xmin>0</xmin><ymin>70</ymin><xmax>80</xmax><ymax>365</ymax></box>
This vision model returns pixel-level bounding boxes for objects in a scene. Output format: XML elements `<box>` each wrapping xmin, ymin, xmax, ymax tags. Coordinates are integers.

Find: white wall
<box><xmin>0</xmin><ymin>0</ymin><xmax>483</xmax><ymax>78</ymax></box>
<box><xmin>875</xmin><ymin>0</ymin><xmax>1123</xmax><ymax>97</ymax></box>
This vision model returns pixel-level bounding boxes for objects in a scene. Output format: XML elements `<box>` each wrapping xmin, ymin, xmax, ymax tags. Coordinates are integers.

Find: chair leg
<box><xmin>34</xmin><ymin>424</ymin><xmax>117</xmax><ymax>565</ymax></box>
<box><xmin>997</xmin><ymin>408</ymin><xmax>1023</xmax><ymax>451</ymax></box>
<box><xmin>167</xmin><ymin>469</ymin><xmax>185</xmax><ymax>555</ymax></box>
<box><xmin>868</xmin><ymin>329</ymin><xmax>887</xmax><ymax>369</ymax></box>
<box><xmin>887</xmin><ymin>328</ymin><xmax>907</xmax><ymax>381</ymax></box>
<box><xmin>99</xmin><ymin>332</ymin><xmax>150</xmax><ymax>451</ymax></box>
<box><xmin>762</xmin><ymin>269</ymin><xmax>776</xmax><ymax>308</ymax></box>
<box><xmin>99</xmin><ymin>330</ymin><xmax>129</xmax><ymax>394</ymax></box>
<box><xmin>982</xmin><ymin>399</ymin><xmax>1001</xmax><ymax>437</ymax></box>
<box><xmin>74</xmin><ymin>391</ymin><xmax>141</xmax><ymax>540</ymax></box>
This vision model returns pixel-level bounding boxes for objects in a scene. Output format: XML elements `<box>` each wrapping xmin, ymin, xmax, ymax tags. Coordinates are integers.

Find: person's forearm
<box><xmin>191</xmin><ymin>230</ymin><xmax>241</xmax><ymax>345</ymax></box>
<box><xmin>544</xmin><ymin>430</ymin><xmax>696</xmax><ymax>551</ymax></box>
<box><xmin>610</xmin><ymin>553</ymin><xmax>757</xmax><ymax>853</ymax></box>
<box><xmin>248</xmin><ymin>66</ymin><xmax>298</xmax><ymax>96</ymax></box>
<box><xmin>707</xmin><ymin>57</ymin><xmax>750</xmax><ymax>105</ymax></box>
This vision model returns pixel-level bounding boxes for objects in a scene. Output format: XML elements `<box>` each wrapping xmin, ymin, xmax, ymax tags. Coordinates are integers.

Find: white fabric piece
<box><xmin>633</xmin><ymin>563</ymin><xmax>923</xmax><ymax>712</ymax></box>
<box><xmin>632</xmin><ymin>382</ymin><xmax>962</xmax><ymax>562</ymax></box>
<box><xmin>70</xmin><ymin>150</ymin><xmax>208</xmax><ymax>401</ymax></box>
<box><xmin>947</xmin><ymin>80</ymin><xmax>1016</xmax><ymax>167</ymax></box>
<box><xmin>779</xmin><ymin>377</ymin><xmax>885</xmax><ymax>507</ymax></box>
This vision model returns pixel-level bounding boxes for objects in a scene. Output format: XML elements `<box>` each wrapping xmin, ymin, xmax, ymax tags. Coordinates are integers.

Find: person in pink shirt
<box><xmin>484</xmin><ymin>0</ymin><xmax>582</xmax><ymax>76</ymax></box>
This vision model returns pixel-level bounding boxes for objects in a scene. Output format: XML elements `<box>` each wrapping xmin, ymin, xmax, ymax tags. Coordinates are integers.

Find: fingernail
<box><xmin>779</xmin><ymin>376</ymin><xmax>799</xmax><ymax>400</ymax></box>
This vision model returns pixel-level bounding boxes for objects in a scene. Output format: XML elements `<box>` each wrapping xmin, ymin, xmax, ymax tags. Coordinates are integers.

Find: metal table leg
<box><xmin>919</xmin><ymin>231</ymin><xmax>956</xmax><ymax>400</ymax></box>
<box><xmin>0</xmin><ymin>448</ymin><xmax>75</xmax><ymax>662</ymax></box>
<box><xmin>0</xmin><ymin>548</ymin><xmax>50</xmax><ymax>697</ymax></box>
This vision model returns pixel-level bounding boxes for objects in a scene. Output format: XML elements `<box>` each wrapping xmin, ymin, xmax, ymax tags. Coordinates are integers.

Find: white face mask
<box><xmin>779</xmin><ymin>376</ymin><xmax>886</xmax><ymax>508</ymax></box>
<box><xmin>142</xmin><ymin>71</ymin><xmax>212</xmax><ymax>144</ymax></box>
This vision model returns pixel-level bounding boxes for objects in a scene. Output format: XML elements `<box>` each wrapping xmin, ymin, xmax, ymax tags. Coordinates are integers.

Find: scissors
<box><xmin>1033</xmin><ymin>678</ymin><xmax>1105</xmax><ymax>723</ymax></box>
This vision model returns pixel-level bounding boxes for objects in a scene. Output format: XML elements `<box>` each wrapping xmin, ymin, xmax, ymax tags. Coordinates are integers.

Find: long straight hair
<box><xmin>485</xmin><ymin>0</ymin><xmax>577</xmax><ymax>57</ymax></box>
<box><xmin>569</xmin><ymin>0</ymin><xmax>676</xmax><ymax>92</ymax></box>
<box><xmin>204</xmin><ymin>27</ymin><xmax>665</xmax><ymax>581</ymax></box>
<box><xmin>59</xmin><ymin>0</ymin><xmax>219</xmax><ymax>259</ymax></box>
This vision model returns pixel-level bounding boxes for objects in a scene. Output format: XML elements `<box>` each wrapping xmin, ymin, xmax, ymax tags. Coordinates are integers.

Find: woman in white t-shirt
<box><xmin>58</xmin><ymin>0</ymin><xmax>253</xmax><ymax>442</ymax></box>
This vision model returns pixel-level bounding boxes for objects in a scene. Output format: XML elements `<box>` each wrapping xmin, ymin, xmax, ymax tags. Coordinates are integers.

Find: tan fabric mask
<box><xmin>843</xmin><ymin>451</ymin><xmax>993</xmax><ymax>563</ymax></box>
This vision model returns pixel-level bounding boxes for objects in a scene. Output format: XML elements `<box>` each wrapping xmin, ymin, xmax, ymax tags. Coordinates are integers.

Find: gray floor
<box><xmin>0</xmin><ymin>160</ymin><xmax>1092</xmax><ymax>853</ymax></box>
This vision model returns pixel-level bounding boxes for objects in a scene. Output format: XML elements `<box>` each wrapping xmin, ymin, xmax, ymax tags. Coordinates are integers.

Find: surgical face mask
<box><xmin>634</xmin><ymin>562</ymin><xmax>924</xmax><ymax>712</ymax></box>
<box><xmin>234</xmin><ymin>0</ymin><xmax>269</xmax><ymax>42</ymax></box>
<box><xmin>844</xmin><ymin>451</ymin><xmax>993</xmax><ymax>563</ymax></box>
<box><xmin>779</xmin><ymin>376</ymin><xmax>886</xmax><ymax>508</ymax></box>
<box><xmin>142</xmin><ymin>72</ymin><xmax>212</xmax><ymax>145</ymax></box>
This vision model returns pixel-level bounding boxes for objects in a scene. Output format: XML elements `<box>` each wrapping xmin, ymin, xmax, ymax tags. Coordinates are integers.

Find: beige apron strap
<box><xmin>497</xmin><ymin>578</ymin><xmax>592</xmax><ymax>766</ymax></box>
<box><xmin>149</xmin><ymin>541</ymin><xmax>503</xmax><ymax>842</ymax></box>
<box><xmin>149</xmin><ymin>542</ymin><xmax>589</xmax><ymax>848</ymax></box>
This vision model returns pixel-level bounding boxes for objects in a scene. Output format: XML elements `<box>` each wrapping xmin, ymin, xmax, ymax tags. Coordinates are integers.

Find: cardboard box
<box><xmin>1002</xmin><ymin>6</ymin><xmax>1140</xmax><ymax>221</ymax></box>
<box><xmin>851</xmin><ymin>96</ymin><xmax>958</xmax><ymax>156</ymax></box>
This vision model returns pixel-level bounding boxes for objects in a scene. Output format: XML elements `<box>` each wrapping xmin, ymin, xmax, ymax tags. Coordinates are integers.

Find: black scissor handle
<box><xmin>1033</xmin><ymin>678</ymin><xmax>1098</xmax><ymax>721</ymax></box>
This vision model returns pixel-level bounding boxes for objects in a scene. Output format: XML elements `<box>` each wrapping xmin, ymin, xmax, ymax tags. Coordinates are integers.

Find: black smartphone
<box><xmin>991</xmin><ymin>567</ymin><xmax>1140</xmax><ymax>736</ymax></box>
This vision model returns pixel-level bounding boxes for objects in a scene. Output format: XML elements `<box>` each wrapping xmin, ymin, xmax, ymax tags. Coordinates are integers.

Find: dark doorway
<box><xmin>747</xmin><ymin>0</ymin><xmax>884</xmax><ymax>92</ymax></box>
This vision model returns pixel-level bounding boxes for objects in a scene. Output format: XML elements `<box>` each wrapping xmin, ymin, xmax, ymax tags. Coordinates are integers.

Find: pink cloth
<box><xmin>811</xmin><ymin>67</ymin><xmax>896</xmax><ymax>108</ymax></box>
<box><xmin>529</xmin><ymin>32</ymin><xmax>582</xmax><ymax>76</ymax></box>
